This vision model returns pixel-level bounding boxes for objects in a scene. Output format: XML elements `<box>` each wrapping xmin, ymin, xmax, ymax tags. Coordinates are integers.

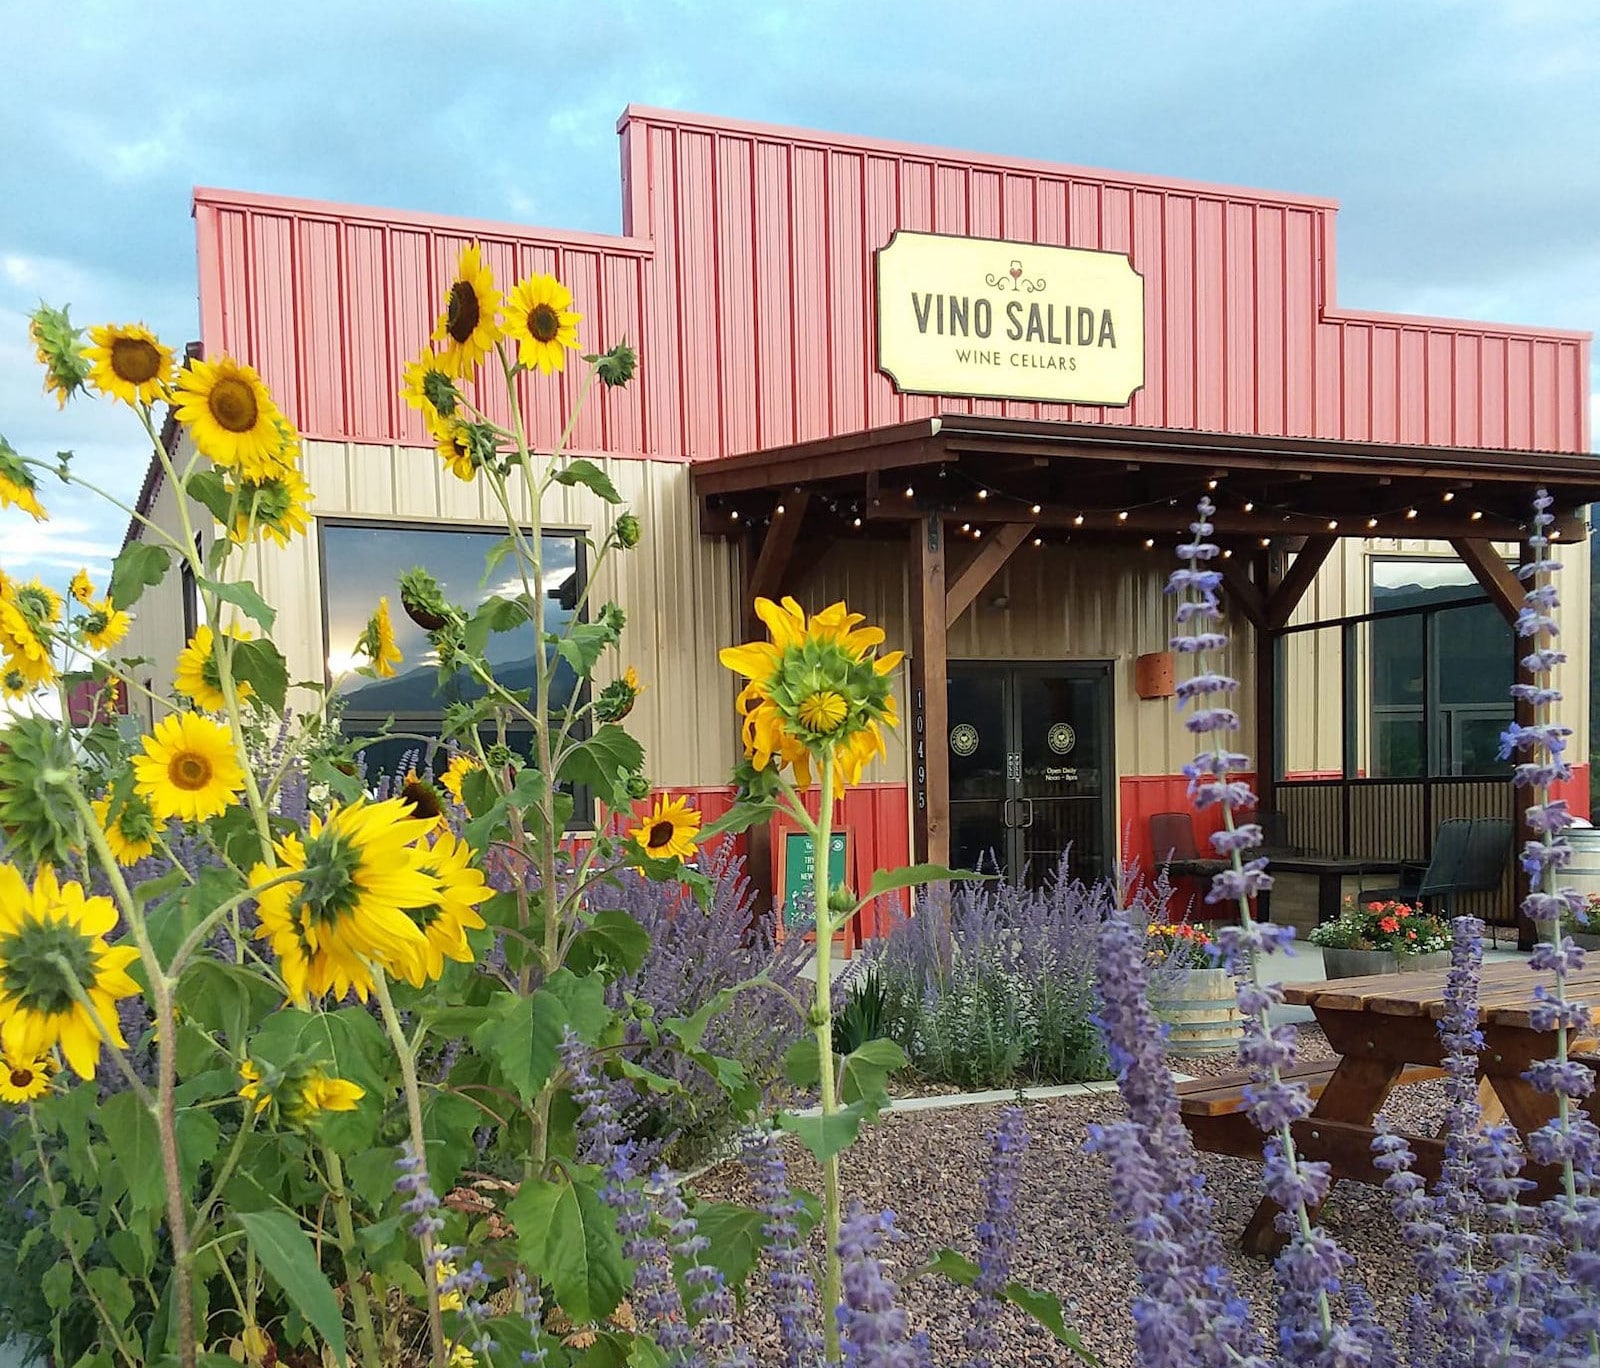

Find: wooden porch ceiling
<box><xmin>693</xmin><ymin>415</ymin><xmax>1600</xmax><ymax>545</ymax></box>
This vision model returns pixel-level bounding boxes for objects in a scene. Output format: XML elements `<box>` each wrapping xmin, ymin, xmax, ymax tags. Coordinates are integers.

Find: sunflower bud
<box><xmin>486</xmin><ymin>743</ymin><xmax>517</xmax><ymax>769</ymax></box>
<box><xmin>399</xmin><ymin>566</ymin><xmax>455</xmax><ymax>633</ymax></box>
<box><xmin>828</xmin><ymin>884</ymin><xmax>858</xmax><ymax>916</ymax></box>
<box><xmin>596</xmin><ymin>341</ymin><xmax>637</xmax><ymax>388</ymax></box>
<box><xmin>624</xmin><ymin>771</ymin><xmax>651</xmax><ymax>801</ymax></box>
<box><xmin>613</xmin><ymin>512</ymin><xmax>642</xmax><ymax>550</ymax></box>
<box><xmin>28</xmin><ymin>304</ymin><xmax>90</xmax><ymax>408</ymax></box>
<box><xmin>422</xmin><ymin>368</ymin><xmax>460</xmax><ymax>418</ymax></box>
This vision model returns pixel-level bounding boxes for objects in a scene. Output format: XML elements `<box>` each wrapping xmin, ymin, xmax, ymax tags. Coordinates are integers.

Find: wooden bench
<box><xmin>1178</xmin><ymin>1058</ymin><xmax>1448</xmax><ymax>1170</ymax></box>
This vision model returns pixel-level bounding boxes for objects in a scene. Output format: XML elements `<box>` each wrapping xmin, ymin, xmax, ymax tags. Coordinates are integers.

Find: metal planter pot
<box><xmin>1319</xmin><ymin>947</ymin><xmax>1451</xmax><ymax>980</ymax></box>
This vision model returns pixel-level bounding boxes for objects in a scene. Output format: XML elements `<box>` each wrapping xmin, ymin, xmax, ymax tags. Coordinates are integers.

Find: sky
<box><xmin>2</xmin><ymin>0</ymin><xmax>1597</xmax><ymax>591</ymax></box>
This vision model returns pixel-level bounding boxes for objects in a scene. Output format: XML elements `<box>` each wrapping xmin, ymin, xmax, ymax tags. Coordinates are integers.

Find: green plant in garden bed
<box><xmin>1308</xmin><ymin>897</ymin><xmax>1451</xmax><ymax>954</ymax></box>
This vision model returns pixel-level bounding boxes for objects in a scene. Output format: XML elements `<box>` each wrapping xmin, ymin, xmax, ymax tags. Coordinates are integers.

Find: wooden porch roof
<box><xmin>693</xmin><ymin>414</ymin><xmax>1600</xmax><ymax>544</ymax></box>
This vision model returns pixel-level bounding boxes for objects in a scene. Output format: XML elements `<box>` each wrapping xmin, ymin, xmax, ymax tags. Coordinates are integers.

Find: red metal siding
<box><xmin>194</xmin><ymin>107</ymin><xmax>1590</xmax><ymax>460</ymax></box>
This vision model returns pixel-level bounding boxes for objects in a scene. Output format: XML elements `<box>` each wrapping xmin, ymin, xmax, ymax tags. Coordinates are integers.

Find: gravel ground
<box><xmin>698</xmin><ymin>1024</ymin><xmax>1450</xmax><ymax>1366</ymax></box>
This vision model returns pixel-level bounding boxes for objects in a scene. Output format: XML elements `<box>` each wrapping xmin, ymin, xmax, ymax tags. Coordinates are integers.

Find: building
<box><xmin>123</xmin><ymin>107</ymin><xmax>1598</xmax><ymax>940</ymax></box>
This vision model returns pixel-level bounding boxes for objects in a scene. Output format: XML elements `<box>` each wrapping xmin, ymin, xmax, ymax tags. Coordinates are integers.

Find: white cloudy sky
<box><xmin>2</xmin><ymin>0</ymin><xmax>1597</xmax><ymax>589</ymax></box>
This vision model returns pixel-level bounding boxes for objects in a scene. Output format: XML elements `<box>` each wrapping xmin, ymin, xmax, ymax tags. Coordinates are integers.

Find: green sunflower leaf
<box><xmin>197</xmin><ymin>575</ymin><xmax>277</xmax><ymax>632</ymax></box>
<box><xmin>107</xmin><ymin>540</ymin><xmax>171</xmax><ymax>610</ymax></box>
<box><xmin>566</xmin><ymin>909</ymin><xmax>651</xmax><ymax>977</ymax></box>
<box><xmin>231</xmin><ymin>638</ymin><xmax>289</xmax><ymax>711</ymax></box>
<box><xmin>184</xmin><ymin>468</ymin><xmax>232</xmax><ymax>524</ymax></box>
<box><xmin>100</xmin><ymin>1092</ymin><xmax>164</xmax><ymax>1214</ymax></box>
<box><xmin>507</xmin><ymin>1175</ymin><xmax>627</xmax><ymax>1325</ymax></box>
<box><xmin>776</xmin><ymin>1100</ymin><xmax>869</xmax><ymax>1164</ymax></box>
<box><xmin>554</xmin><ymin>457</ymin><xmax>623</xmax><ymax>505</ymax></box>
<box><xmin>863</xmin><ymin>862</ymin><xmax>991</xmax><ymax>902</ymax></box>
<box><xmin>237</xmin><ymin>1210</ymin><xmax>349</xmax><ymax>1366</ymax></box>
<box><xmin>557</xmin><ymin>724</ymin><xmax>643</xmax><ymax>808</ymax></box>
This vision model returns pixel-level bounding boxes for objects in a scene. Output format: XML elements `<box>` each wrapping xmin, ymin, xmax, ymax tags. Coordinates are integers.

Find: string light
<box><xmin>1405</xmin><ymin>508</ymin><xmax>1418</xmax><ymax>520</ymax></box>
<box><xmin>973</xmin><ymin>528</ymin><xmax>984</xmax><ymax>539</ymax></box>
<box><xmin>1243</xmin><ymin>501</ymin><xmax>1254</xmax><ymax>512</ymax></box>
<box><xmin>903</xmin><ymin>485</ymin><xmax>915</xmax><ymax>498</ymax></box>
<box><xmin>1470</xmin><ymin>510</ymin><xmax>1484</xmax><ymax>521</ymax></box>
<box><xmin>1366</xmin><ymin>517</ymin><xmax>1379</xmax><ymax>529</ymax></box>
<box><xmin>1031</xmin><ymin>503</ymin><xmax>1042</xmax><ymax>515</ymax></box>
<box><xmin>1117</xmin><ymin>511</ymin><xmax>1129</xmax><ymax>522</ymax></box>
<box><xmin>1073</xmin><ymin>513</ymin><xmax>1085</xmax><ymax>526</ymax></box>
<box><xmin>977</xmin><ymin>488</ymin><xmax>989</xmax><ymax>500</ymax></box>
<box><xmin>775</xmin><ymin>503</ymin><xmax>785</xmax><ymax>515</ymax></box>
<box><xmin>1222</xmin><ymin>548</ymin><xmax>1234</xmax><ymax>558</ymax></box>
<box><xmin>1032</xmin><ymin>536</ymin><xmax>1043</xmax><ymax>547</ymax></box>
<box><xmin>1327</xmin><ymin>520</ymin><xmax>1339</xmax><ymax>530</ymax></box>
<box><xmin>1206</xmin><ymin>479</ymin><xmax>1218</xmax><ymax>491</ymax></box>
<box><xmin>1143</xmin><ymin>537</ymin><xmax>1155</xmax><ymax>549</ymax></box>
<box><xmin>1443</xmin><ymin>491</ymin><xmax>1455</xmax><ymax>502</ymax></box>
<box><xmin>961</xmin><ymin>522</ymin><xmax>971</xmax><ymax>532</ymax></box>
<box><xmin>730</xmin><ymin>509</ymin><xmax>740</xmax><ymax>521</ymax></box>
<box><xmin>1259</xmin><ymin>537</ymin><xmax>1271</xmax><ymax>548</ymax></box>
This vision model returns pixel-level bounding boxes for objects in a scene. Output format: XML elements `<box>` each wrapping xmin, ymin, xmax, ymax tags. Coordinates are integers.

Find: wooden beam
<box><xmin>1251</xmin><ymin>549</ymin><xmax>1282</xmax><ymax>818</ymax></box>
<box><xmin>1266</xmin><ymin>535</ymin><xmax>1337</xmax><ymax>631</ymax></box>
<box><xmin>944</xmin><ymin>522</ymin><xmax>1036</xmax><ymax>627</ymax></box>
<box><xmin>1218</xmin><ymin>555</ymin><xmax>1267</xmax><ymax>631</ymax></box>
<box><xmin>1448</xmin><ymin>537</ymin><xmax>1525</xmax><ymax>626</ymax></box>
<box><xmin>907</xmin><ymin>515</ymin><xmax>950</xmax><ymax>866</ymax></box>
<box><xmin>743</xmin><ymin>491</ymin><xmax>810</xmax><ymax>636</ymax></box>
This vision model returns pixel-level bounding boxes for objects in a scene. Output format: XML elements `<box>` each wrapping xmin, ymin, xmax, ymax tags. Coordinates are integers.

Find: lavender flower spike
<box><xmin>742</xmin><ymin>1130</ymin><xmax>823</xmax><ymax>1368</ymax></box>
<box><xmin>966</xmin><ymin>1106</ymin><xmax>1027</xmax><ymax>1368</ymax></box>
<box><xmin>835</xmin><ymin>1204</ymin><xmax>921</xmax><ymax>1368</ymax></box>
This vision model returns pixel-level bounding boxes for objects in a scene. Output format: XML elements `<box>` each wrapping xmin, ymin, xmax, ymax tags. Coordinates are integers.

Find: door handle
<box><xmin>1019</xmin><ymin>797</ymin><xmax>1034</xmax><ymax>828</ymax></box>
<box><xmin>1001</xmin><ymin>798</ymin><xmax>1016</xmax><ymax>828</ymax></box>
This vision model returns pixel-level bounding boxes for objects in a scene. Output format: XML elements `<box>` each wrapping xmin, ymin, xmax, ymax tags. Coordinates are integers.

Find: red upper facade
<box><xmin>195</xmin><ymin>106</ymin><xmax>1591</xmax><ymax>462</ymax></box>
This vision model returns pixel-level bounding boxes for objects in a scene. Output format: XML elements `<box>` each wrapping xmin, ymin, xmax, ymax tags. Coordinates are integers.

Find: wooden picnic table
<box><xmin>1185</xmin><ymin>959</ymin><xmax>1600</xmax><ymax>1255</ymax></box>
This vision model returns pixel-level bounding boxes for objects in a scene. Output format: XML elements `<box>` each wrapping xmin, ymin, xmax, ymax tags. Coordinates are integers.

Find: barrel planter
<box><xmin>1153</xmin><ymin>966</ymin><xmax>1243</xmax><ymax>1055</ymax></box>
<box><xmin>1320</xmin><ymin>947</ymin><xmax>1451</xmax><ymax>979</ymax></box>
<box><xmin>1562</xmin><ymin>828</ymin><xmax>1600</xmax><ymax>946</ymax></box>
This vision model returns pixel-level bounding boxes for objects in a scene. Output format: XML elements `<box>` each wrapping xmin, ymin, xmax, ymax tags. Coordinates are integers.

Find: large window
<box><xmin>1368</xmin><ymin>558</ymin><xmax>1512</xmax><ymax>777</ymax></box>
<box><xmin>319</xmin><ymin>520</ymin><xmax>583</xmax><ymax>783</ymax></box>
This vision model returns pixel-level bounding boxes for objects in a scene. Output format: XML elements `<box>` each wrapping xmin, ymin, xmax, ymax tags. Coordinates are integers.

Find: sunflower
<box><xmin>29</xmin><ymin>304</ymin><xmax>89</xmax><ymax>408</ymax></box>
<box><xmin>399</xmin><ymin>771</ymin><xmax>448</xmax><ymax>828</ymax></box>
<box><xmin>174</xmin><ymin>624</ymin><xmax>256</xmax><ymax>710</ymax></box>
<box><xmin>173</xmin><ymin>356</ymin><xmax>294</xmax><ymax>480</ymax></box>
<box><xmin>504</xmin><ymin>273</ymin><xmax>582</xmax><ymax>374</ymax></box>
<box><xmin>431</xmin><ymin>244</ymin><xmax>502</xmax><ymax>378</ymax></box>
<box><xmin>250</xmin><ymin>798</ymin><xmax>441</xmax><ymax>1002</ymax></box>
<box><xmin>720</xmin><ymin>597</ymin><xmax>901</xmax><ymax>789</ymax></box>
<box><xmin>431</xmin><ymin>418</ymin><xmax>479</xmax><ymax>482</ymax></box>
<box><xmin>629</xmin><ymin>795</ymin><xmax>701</xmax><ymax>863</ymax></box>
<box><xmin>80</xmin><ymin>600</ymin><xmax>131</xmax><ymax>653</ymax></box>
<box><xmin>439</xmin><ymin>752</ymin><xmax>482</xmax><ymax>805</ymax></box>
<box><xmin>0</xmin><ymin>441</ymin><xmax>47</xmax><ymax>522</ymax></box>
<box><xmin>68</xmin><ymin>570</ymin><xmax>94</xmax><ymax>605</ymax></box>
<box><xmin>238</xmin><ymin>1058</ymin><xmax>271</xmax><ymax>1113</ymax></box>
<box><xmin>595</xmin><ymin>665</ymin><xmax>645</xmax><ymax>723</ymax></box>
<box><xmin>293</xmin><ymin>1071</ymin><xmax>365</xmax><ymax>1117</ymax></box>
<box><xmin>396</xmin><ymin>830</ymin><xmax>489</xmax><ymax>986</ymax></box>
<box><xmin>401</xmin><ymin>350</ymin><xmax>460</xmax><ymax>421</ymax></box>
<box><xmin>84</xmin><ymin>323</ymin><xmax>174</xmax><ymax>407</ymax></box>
<box><xmin>132</xmin><ymin>712</ymin><xmax>247</xmax><ymax>823</ymax></box>
<box><xmin>0</xmin><ymin>864</ymin><xmax>142</xmax><ymax>1079</ymax></box>
<box><xmin>92</xmin><ymin>793</ymin><xmax>158</xmax><ymax>866</ymax></box>
<box><xmin>0</xmin><ymin>1050</ymin><xmax>54</xmax><ymax>1104</ymax></box>
<box><xmin>355</xmin><ymin>599</ymin><xmax>402</xmax><ymax>678</ymax></box>
<box><xmin>229</xmin><ymin>464</ymin><xmax>312</xmax><ymax>548</ymax></box>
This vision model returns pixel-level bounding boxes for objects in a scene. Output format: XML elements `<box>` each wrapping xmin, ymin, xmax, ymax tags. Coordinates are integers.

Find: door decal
<box><xmin>949</xmin><ymin>723</ymin><xmax>980</xmax><ymax>756</ymax></box>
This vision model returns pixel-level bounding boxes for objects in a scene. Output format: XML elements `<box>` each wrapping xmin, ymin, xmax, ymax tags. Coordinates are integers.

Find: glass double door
<box><xmin>947</xmin><ymin>662</ymin><xmax>1113</xmax><ymax>886</ymax></box>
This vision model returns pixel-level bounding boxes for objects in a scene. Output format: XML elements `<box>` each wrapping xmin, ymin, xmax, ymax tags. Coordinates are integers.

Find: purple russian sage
<box><xmin>1165</xmin><ymin>497</ymin><xmax>1380</xmax><ymax>1356</ymax></box>
<box><xmin>834</xmin><ymin>1203</ymin><xmax>924</xmax><ymax>1368</ymax></box>
<box><xmin>741</xmin><ymin>1130</ymin><xmax>823</xmax><ymax>1368</ymax></box>
<box><xmin>1086</xmin><ymin>908</ymin><xmax>1265</xmax><ymax>1368</ymax></box>
<box><xmin>1498</xmin><ymin>487</ymin><xmax>1600</xmax><ymax>1355</ymax></box>
<box><xmin>559</xmin><ymin>1030</ymin><xmax>695</xmax><ymax>1358</ymax></box>
<box><xmin>965</xmin><ymin>1106</ymin><xmax>1027</xmax><ymax>1368</ymax></box>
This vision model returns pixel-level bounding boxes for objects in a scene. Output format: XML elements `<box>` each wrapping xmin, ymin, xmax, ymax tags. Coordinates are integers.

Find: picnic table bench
<box><xmin>1178</xmin><ymin>959</ymin><xmax>1600</xmax><ymax>1255</ymax></box>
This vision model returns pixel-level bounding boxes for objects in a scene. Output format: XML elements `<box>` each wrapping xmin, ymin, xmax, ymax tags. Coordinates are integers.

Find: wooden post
<box><xmin>908</xmin><ymin>514</ymin><xmax>949</xmax><ymax>866</ymax></box>
<box><xmin>1251</xmin><ymin>550</ymin><xmax>1280</xmax><ymax>821</ymax></box>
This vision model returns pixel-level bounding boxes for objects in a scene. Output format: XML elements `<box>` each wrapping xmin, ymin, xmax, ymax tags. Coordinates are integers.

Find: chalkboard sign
<box><xmin>777</xmin><ymin>829</ymin><xmax>852</xmax><ymax>930</ymax></box>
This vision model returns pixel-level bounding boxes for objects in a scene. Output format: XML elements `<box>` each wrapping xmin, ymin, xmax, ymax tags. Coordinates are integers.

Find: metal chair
<box><xmin>1362</xmin><ymin>817</ymin><xmax>1509</xmax><ymax>916</ymax></box>
<box><xmin>1149</xmin><ymin>811</ymin><xmax>1229</xmax><ymax>880</ymax></box>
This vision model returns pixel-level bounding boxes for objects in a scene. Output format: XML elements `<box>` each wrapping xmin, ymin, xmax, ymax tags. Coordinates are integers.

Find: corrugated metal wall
<box><xmin>194</xmin><ymin>109</ymin><xmax>1590</xmax><ymax>462</ymax></box>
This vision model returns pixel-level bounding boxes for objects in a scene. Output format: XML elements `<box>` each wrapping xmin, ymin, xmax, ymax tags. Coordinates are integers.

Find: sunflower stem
<box><xmin>372</xmin><ymin>966</ymin><xmax>448</xmax><ymax>1368</ymax></box>
<box><xmin>323</xmin><ymin>1145</ymin><xmax>383</xmax><ymax>1367</ymax></box>
<box><xmin>810</xmin><ymin>754</ymin><xmax>845</xmax><ymax>1365</ymax></box>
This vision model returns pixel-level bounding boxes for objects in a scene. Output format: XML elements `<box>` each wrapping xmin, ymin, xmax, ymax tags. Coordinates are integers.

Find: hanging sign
<box><xmin>876</xmin><ymin>231</ymin><xmax>1145</xmax><ymax>406</ymax></box>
